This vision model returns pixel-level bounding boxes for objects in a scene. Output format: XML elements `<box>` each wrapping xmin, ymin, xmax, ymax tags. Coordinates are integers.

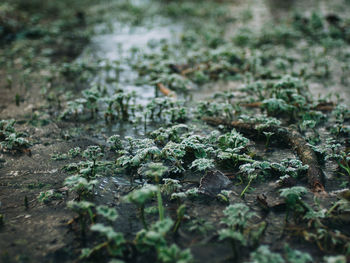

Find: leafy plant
<box><xmin>81</xmin><ymin>223</ymin><xmax>126</xmax><ymax>259</ymax></box>
<box><xmin>171</xmin><ymin>188</ymin><xmax>200</xmax><ymax>201</ymax></box>
<box><xmin>37</xmin><ymin>190</ymin><xmax>63</xmax><ymax>204</ymax></box>
<box><xmin>187</xmin><ymin>218</ymin><xmax>214</xmax><ymax>236</ymax></box>
<box><xmin>96</xmin><ymin>205</ymin><xmax>118</xmax><ymax>223</ymax></box>
<box><xmin>161</xmin><ymin>178</ymin><xmax>181</xmax><ymax>196</ymax></box>
<box><xmin>158</xmin><ymin>244</ymin><xmax>193</xmax><ymax>263</ymax></box>
<box><xmin>0</xmin><ymin>119</ymin><xmax>31</xmax><ymax>152</ymax></box>
<box><xmin>249</xmin><ymin>245</ymin><xmax>284</xmax><ymax>263</ymax></box>
<box><xmin>239</xmin><ymin>161</ymin><xmax>271</xmax><ymax>197</ymax></box>
<box><xmin>107</xmin><ymin>135</ymin><xmax>123</xmax><ymax>151</ymax></box>
<box><xmin>280</xmin><ymin>186</ymin><xmax>308</xmax><ymax>221</ymax></box>
<box><xmin>144</xmin><ymin>162</ymin><xmax>167</xmax><ymax>221</ymax></box>
<box><xmin>67</xmin><ymin>201</ymin><xmax>95</xmax><ymax>238</ymax></box>
<box><xmin>323</xmin><ymin>255</ymin><xmax>347</xmax><ymax>263</ymax></box>
<box><xmin>263</xmin><ymin>131</ymin><xmax>274</xmax><ymax>148</ymax></box>
<box><xmin>64</xmin><ymin>175</ymin><xmax>97</xmax><ymax>198</ymax></box>
<box><xmin>135</xmin><ymin>218</ymin><xmax>172</xmax><ymax>252</ymax></box>
<box><xmin>284</xmin><ymin>244</ymin><xmax>313</xmax><ymax>263</ymax></box>
<box><xmin>51</xmin><ymin>147</ymin><xmax>81</xmax><ymax>160</ymax></box>
<box><xmin>219</xmin><ymin>203</ymin><xmax>256</xmax><ymax>258</ymax></box>
<box><xmin>124</xmin><ymin>185</ymin><xmax>157</xmax><ymax>229</ymax></box>
<box><xmin>189</xmin><ymin>158</ymin><xmax>214</xmax><ymax>172</ymax></box>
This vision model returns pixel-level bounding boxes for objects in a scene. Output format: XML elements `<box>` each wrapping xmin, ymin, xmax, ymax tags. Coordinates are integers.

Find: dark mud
<box><xmin>1</xmin><ymin>0</ymin><xmax>350</xmax><ymax>263</ymax></box>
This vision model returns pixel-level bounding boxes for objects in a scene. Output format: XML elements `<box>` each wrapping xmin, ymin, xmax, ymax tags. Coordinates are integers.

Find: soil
<box><xmin>1</xmin><ymin>0</ymin><xmax>350</xmax><ymax>263</ymax></box>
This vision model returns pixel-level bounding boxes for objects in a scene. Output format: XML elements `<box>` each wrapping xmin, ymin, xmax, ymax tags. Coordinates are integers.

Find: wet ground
<box><xmin>1</xmin><ymin>0</ymin><xmax>350</xmax><ymax>262</ymax></box>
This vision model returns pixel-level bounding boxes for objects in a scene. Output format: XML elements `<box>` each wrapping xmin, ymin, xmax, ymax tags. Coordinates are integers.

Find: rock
<box><xmin>199</xmin><ymin>170</ymin><xmax>232</xmax><ymax>196</ymax></box>
<box><xmin>256</xmin><ymin>193</ymin><xmax>286</xmax><ymax>211</ymax></box>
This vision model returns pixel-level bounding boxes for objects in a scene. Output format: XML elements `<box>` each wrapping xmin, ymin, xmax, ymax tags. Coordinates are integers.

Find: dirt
<box><xmin>1</xmin><ymin>0</ymin><xmax>350</xmax><ymax>262</ymax></box>
<box><xmin>0</xmin><ymin>126</ymin><xmax>72</xmax><ymax>262</ymax></box>
<box><xmin>0</xmin><ymin>4</ymin><xmax>94</xmax><ymax>262</ymax></box>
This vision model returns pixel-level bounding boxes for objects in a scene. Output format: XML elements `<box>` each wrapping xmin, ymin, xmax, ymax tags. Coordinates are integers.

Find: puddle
<box><xmin>78</xmin><ymin>20</ymin><xmax>181</xmax><ymax>106</ymax></box>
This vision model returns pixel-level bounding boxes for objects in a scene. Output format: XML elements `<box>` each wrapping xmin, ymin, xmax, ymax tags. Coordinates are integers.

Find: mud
<box><xmin>1</xmin><ymin>0</ymin><xmax>350</xmax><ymax>262</ymax></box>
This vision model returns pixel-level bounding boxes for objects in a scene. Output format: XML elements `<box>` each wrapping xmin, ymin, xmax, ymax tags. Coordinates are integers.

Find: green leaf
<box><xmin>249</xmin><ymin>245</ymin><xmax>284</xmax><ymax>263</ymax></box>
<box><xmin>158</xmin><ymin>244</ymin><xmax>193</xmax><ymax>263</ymax></box>
<box><xmin>96</xmin><ymin>205</ymin><xmax>118</xmax><ymax>222</ymax></box>
<box><xmin>190</xmin><ymin>158</ymin><xmax>215</xmax><ymax>171</ymax></box>
<box><xmin>91</xmin><ymin>223</ymin><xmax>125</xmax><ymax>245</ymax></box>
<box><xmin>218</xmin><ymin>229</ymin><xmax>247</xmax><ymax>245</ymax></box>
<box><xmin>124</xmin><ymin>185</ymin><xmax>157</xmax><ymax>205</ymax></box>
<box><xmin>284</xmin><ymin>244</ymin><xmax>313</xmax><ymax>263</ymax></box>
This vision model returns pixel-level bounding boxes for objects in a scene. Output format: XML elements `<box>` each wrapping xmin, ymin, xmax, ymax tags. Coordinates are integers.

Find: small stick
<box><xmin>241</xmin><ymin>101</ymin><xmax>334</xmax><ymax>112</ymax></box>
<box><xmin>156</xmin><ymin>83</ymin><xmax>176</xmax><ymax>98</ymax></box>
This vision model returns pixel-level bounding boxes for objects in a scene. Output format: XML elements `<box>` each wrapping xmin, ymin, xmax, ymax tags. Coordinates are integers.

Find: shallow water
<box><xmin>79</xmin><ymin>19</ymin><xmax>181</xmax><ymax>105</ymax></box>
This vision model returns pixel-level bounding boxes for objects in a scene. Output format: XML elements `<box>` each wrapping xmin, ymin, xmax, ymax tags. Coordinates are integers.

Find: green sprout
<box><xmin>81</xmin><ymin>146</ymin><xmax>104</xmax><ymax>180</ymax></box>
<box><xmin>144</xmin><ymin>162</ymin><xmax>167</xmax><ymax>221</ymax></box>
<box><xmin>107</xmin><ymin>135</ymin><xmax>123</xmax><ymax>151</ymax></box>
<box><xmin>262</xmin><ymin>98</ymin><xmax>294</xmax><ymax>117</ymax></box>
<box><xmin>187</xmin><ymin>218</ymin><xmax>214</xmax><ymax>236</ymax></box>
<box><xmin>135</xmin><ymin>218</ymin><xmax>193</xmax><ymax>262</ymax></box>
<box><xmin>323</xmin><ymin>255</ymin><xmax>347</xmax><ymax>263</ymax></box>
<box><xmin>0</xmin><ymin>119</ymin><xmax>31</xmax><ymax>152</ymax></box>
<box><xmin>217</xmin><ymin>190</ymin><xmax>232</xmax><ymax>204</ymax></box>
<box><xmin>51</xmin><ymin>147</ymin><xmax>81</xmax><ymax>160</ymax></box>
<box><xmin>219</xmin><ymin>203</ymin><xmax>256</xmax><ymax>258</ymax></box>
<box><xmin>64</xmin><ymin>175</ymin><xmax>97</xmax><ymax>198</ymax></box>
<box><xmin>189</xmin><ymin>158</ymin><xmax>215</xmax><ymax>172</ymax></box>
<box><xmin>81</xmin><ymin>223</ymin><xmax>126</xmax><ymax>259</ymax></box>
<box><xmin>171</xmin><ymin>188</ymin><xmax>200</xmax><ymax>202</ymax></box>
<box><xmin>263</xmin><ymin>131</ymin><xmax>274</xmax><ymax>148</ymax></box>
<box><xmin>158</xmin><ymin>244</ymin><xmax>193</xmax><ymax>263</ymax></box>
<box><xmin>279</xmin><ymin>186</ymin><xmax>308</xmax><ymax>221</ymax></box>
<box><xmin>67</xmin><ymin>201</ymin><xmax>95</xmax><ymax>239</ymax></box>
<box><xmin>173</xmin><ymin>204</ymin><xmax>186</xmax><ymax>233</ymax></box>
<box><xmin>0</xmin><ymin>133</ymin><xmax>31</xmax><ymax>151</ymax></box>
<box><xmin>124</xmin><ymin>185</ymin><xmax>157</xmax><ymax>229</ymax></box>
<box><xmin>96</xmin><ymin>205</ymin><xmax>118</xmax><ymax>223</ymax></box>
<box><xmin>249</xmin><ymin>245</ymin><xmax>284</xmax><ymax>263</ymax></box>
<box><xmin>37</xmin><ymin>190</ymin><xmax>63</xmax><ymax>204</ymax></box>
<box><xmin>284</xmin><ymin>244</ymin><xmax>313</xmax><ymax>263</ymax></box>
<box><xmin>82</xmin><ymin>87</ymin><xmax>101</xmax><ymax>118</ymax></box>
<box><xmin>326</xmin><ymin>149</ymin><xmax>350</xmax><ymax>179</ymax></box>
<box><xmin>135</xmin><ymin>218</ymin><xmax>173</xmax><ymax>252</ymax></box>
<box><xmin>15</xmin><ymin>94</ymin><xmax>20</xmax><ymax>106</ymax></box>
<box><xmin>239</xmin><ymin>161</ymin><xmax>271</xmax><ymax>197</ymax></box>
<box><xmin>327</xmin><ymin>190</ymin><xmax>350</xmax><ymax>216</ymax></box>
<box><xmin>161</xmin><ymin>179</ymin><xmax>181</xmax><ymax>196</ymax></box>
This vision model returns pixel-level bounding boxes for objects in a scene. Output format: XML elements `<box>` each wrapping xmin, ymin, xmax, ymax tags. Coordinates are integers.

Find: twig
<box><xmin>241</xmin><ymin>101</ymin><xmax>334</xmax><ymax>112</ymax></box>
<box><xmin>156</xmin><ymin>83</ymin><xmax>176</xmax><ymax>98</ymax></box>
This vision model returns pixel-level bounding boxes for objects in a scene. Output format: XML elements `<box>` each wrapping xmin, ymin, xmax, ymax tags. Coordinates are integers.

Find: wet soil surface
<box><xmin>1</xmin><ymin>0</ymin><xmax>350</xmax><ymax>262</ymax></box>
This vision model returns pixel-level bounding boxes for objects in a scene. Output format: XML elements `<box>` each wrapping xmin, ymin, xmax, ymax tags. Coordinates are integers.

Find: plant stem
<box><xmin>240</xmin><ymin>177</ymin><xmax>253</xmax><ymax>197</ymax></box>
<box><xmin>173</xmin><ymin>218</ymin><xmax>181</xmax><ymax>233</ymax></box>
<box><xmin>265</xmin><ymin>136</ymin><xmax>270</xmax><ymax>148</ymax></box>
<box><xmin>157</xmin><ymin>186</ymin><xmax>164</xmax><ymax>221</ymax></box>
<box><xmin>87</xmin><ymin>208</ymin><xmax>94</xmax><ymax>223</ymax></box>
<box><xmin>79</xmin><ymin>214</ymin><xmax>86</xmax><ymax>244</ymax></box>
<box><xmin>326</xmin><ymin>202</ymin><xmax>339</xmax><ymax>216</ymax></box>
<box><xmin>238</xmin><ymin>157</ymin><xmax>255</xmax><ymax>163</ymax></box>
<box><xmin>339</xmin><ymin>161</ymin><xmax>350</xmax><ymax>177</ymax></box>
<box><xmin>173</xmin><ymin>205</ymin><xmax>185</xmax><ymax>233</ymax></box>
<box><xmin>140</xmin><ymin>205</ymin><xmax>148</xmax><ymax>230</ymax></box>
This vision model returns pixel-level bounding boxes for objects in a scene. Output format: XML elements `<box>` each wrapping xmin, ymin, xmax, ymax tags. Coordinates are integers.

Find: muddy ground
<box><xmin>1</xmin><ymin>0</ymin><xmax>350</xmax><ymax>263</ymax></box>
